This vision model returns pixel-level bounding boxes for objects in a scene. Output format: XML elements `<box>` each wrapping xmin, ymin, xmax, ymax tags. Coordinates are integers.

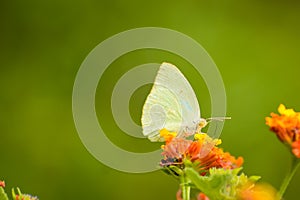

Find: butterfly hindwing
<box><xmin>141</xmin><ymin>62</ymin><xmax>200</xmax><ymax>141</ymax></box>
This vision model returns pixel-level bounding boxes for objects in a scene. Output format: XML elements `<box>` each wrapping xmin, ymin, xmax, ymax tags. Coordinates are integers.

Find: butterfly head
<box><xmin>195</xmin><ymin>117</ymin><xmax>231</xmax><ymax>134</ymax></box>
<box><xmin>193</xmin><ymin>118</ymin><xmax>207</xmax><ymax>133</ymax></box>
<box><xmin>198</xmin><ymin>118</ymin><xmax>208</xmax><ymax>129</ymax></box>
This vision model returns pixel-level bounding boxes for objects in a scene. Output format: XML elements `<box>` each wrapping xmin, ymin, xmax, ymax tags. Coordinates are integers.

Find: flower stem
<box><xmin>279</xmin><ymin>156</ymin><xmax>300</xmax><ymax>198</ymax></box>
<box><xmin>180</xmin><ymin>175</ymin><xmax>190</xmax><ymax>200</ymax></box>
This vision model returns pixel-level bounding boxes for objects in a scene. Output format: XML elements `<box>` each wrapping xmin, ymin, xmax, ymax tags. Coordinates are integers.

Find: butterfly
<box><xmin>141</xmin><ymin>62</ymin><xmax>208</xmax><ymax>142</ymax></box>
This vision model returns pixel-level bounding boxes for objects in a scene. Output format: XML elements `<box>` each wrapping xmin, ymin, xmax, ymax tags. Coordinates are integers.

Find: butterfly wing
<box><xmin>141</xmin><ymin>62</ymin><xmax>200</xmax><ymax>141</ymax></box>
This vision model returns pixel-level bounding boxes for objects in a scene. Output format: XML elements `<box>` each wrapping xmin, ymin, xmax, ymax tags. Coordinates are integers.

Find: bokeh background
<box><xmin>1</xmin><ymin>0</ymin><xmax>300</xmax><ymax>199</ymax></box>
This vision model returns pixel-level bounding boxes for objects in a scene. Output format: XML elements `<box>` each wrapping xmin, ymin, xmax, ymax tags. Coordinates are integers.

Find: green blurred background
<box><xmin>1</xmin><ymin>0</ymin><xmax>300</xmax><ymax>199</ymax></box>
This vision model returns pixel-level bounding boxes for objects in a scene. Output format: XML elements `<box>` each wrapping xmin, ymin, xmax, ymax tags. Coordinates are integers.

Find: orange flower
<box><xmin>161</xmin><ymin>137</ymin><xmax>192</xmax><ymax>160</ymax></box>
<box><xmin>266</xmin><ymin>104</ymin><xmax>300</xmax><ymax>158</ymax></box>
<box><xmin>160</xmin><ymin>130</ymin><xmax>243</xmax><ymax>174</ymax></box>
<box><xmin>197</xmin><ymin>193</ymin><xmax>209</xmax><ymax>200</ymax></box>
<box><xmin>292</xmin><ymin>140</ymin><xmax>300</xmax><ymax>157</ymax></box>
<box><xmin>195</xmin><ymin>145</ymin><xmax>243</xmax><ymax>173</ymax></box>
<box><xmin>239</xmin><ymin>183</ymin><xmax>279</xmax><ymax>200</ymax></box>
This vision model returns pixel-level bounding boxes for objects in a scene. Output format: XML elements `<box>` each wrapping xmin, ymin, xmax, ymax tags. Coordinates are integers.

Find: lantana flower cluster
<box><xmin>160</xmin><ymin>129</ymin><xmax>243</xmax><ymax>174</ymax></box>
<box><xmin>0</xmin><ymin>181</ymin><xmax>38</xmax><ymax>200</ymax></box>
<box><xmin>266</xmin><ymin>104</ymin><xmax>300</xmax><ymax>158</ymax></box>
<box><xmin>158</xmin><ymin>128</ymin><xmax>279</xmax><ymax>200</ymax></box>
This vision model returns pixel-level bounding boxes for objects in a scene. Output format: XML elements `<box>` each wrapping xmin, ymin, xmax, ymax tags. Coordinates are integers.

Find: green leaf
<box><xmin>0</xmin><ymin>187</ymin><xmax>9</xmax><ymax>200</ymax></box>
<box><xmin>185</xmin><ymin>167</ymin><xmax>260</xmax><ymax>200</ymax></box>
<box><xmin>169</xmin><ymin>165</ymin><xmax>183</xmax><ymax>176</ymax></box>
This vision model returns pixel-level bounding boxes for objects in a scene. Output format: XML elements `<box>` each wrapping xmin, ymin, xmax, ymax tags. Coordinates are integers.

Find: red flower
<box><xmin>197</xmin><ymin>193</ymin><xmax>209</xmax><ymax>200</ymax></box>
<box><xmin>0</xmin><ymin>181</ymin><xmax>5</xmax><ymax>188</ymax></box>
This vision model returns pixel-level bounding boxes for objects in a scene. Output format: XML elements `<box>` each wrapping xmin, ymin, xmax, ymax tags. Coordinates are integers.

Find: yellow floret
<box><xmin>194</xmin><ymin>133</ymin><xmax>207</xmax><ymax>141</ymax></box>
<box><xmin>159</xmin><ymin>128</ymin><xmax>177</xmax><ymax>142</ymax></box>
<box><xmin>278</xmin><ymin>104</ymin><xmax>296</xmax><ymax>116</ymax></box>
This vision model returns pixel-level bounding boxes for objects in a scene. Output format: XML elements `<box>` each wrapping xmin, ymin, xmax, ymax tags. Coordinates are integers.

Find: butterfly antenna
<box><xmin>206</xmin><ymin>117</ymin><xmax>231</xmax><ymax>123</ymax></box>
